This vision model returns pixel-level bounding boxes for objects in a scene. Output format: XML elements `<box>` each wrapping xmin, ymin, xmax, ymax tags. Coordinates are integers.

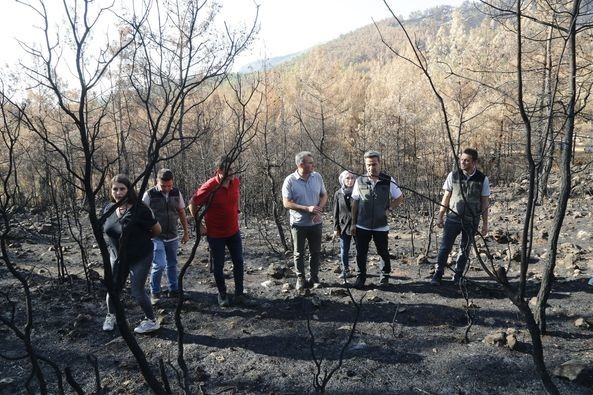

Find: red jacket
<box><xmin>192</xmin><ymin>176</ymin><xmax>240</xmax><ymax>238</ymax></box>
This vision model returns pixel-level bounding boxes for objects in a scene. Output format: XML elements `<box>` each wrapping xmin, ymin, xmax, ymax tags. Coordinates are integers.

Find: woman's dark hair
<box><xmin>216</xmin><ymin>155</ymin><xmax>232</xmax><ymax>171</ymax></box>
<box><xmin>109</xmin><ymin>174</ymin><xmax>138</xmax><ymax>203</ymax></box>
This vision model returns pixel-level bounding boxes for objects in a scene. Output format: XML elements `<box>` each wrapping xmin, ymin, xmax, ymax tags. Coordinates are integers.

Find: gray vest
<box><xmin>447</xmin><ymin>170</ymin><xmax>485</xmax><ymax>226</ymax></box>
<box><xmin>147</xmin><ymin>187</ymin><xmax>181</xmax><ymax>240</ymax></box>
<box><xmin>355</xmin><ymin>173</ymin><xmax>391</xmax><ymax>229</ymax></box>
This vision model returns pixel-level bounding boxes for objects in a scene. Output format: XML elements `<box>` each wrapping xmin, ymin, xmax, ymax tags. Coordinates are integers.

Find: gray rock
<box><xmin>575</xmin><ymin>317</ymin><xmax>591</xmax><ymax>329</ymax></box>
<box><xmin>261</xmin><ymin>280</ymin><xmax>276</xmax><ymax>288</ymax></box>
<box><xmin>484</xmin><ymin>331</ymin><xmax>506</xmax><ymax>346</ymax></box>
<box><xmin>367</xmin><ymin>293</ymin><xmax>382</xmax><ymax>302</ymax></box>
<box><xmin>329</xmin><ymin>288</ymin><xmax>349</xmax><ymax>297</ymax></box>
<box><xmin>577</xmin><ymin>230</ymin><xmax>591</xmax><ymax>240</ymax></box>
<box><xmin>506</xmin><ymin>333</ymin><xmax>517</xmax><ymax>350</ymax></box>
<box><xmin>558</xmin><ymin>253</ymin><xmax>579</xmax><ymax>268</ymax></box>
<box><xmin>492</xmin><ymin>229</ymin><xmax>511</xmax><ymax>244</ymax></box>
<box><xmin>552</xmin><ymin>360</ymin><xmax>589</xmax><ymax>381</ymax></box>
<box><xmin>416</xmin><ymin>254</ymin><xmax>429</xmax><ymax>265</ymax></box>
<box><xmin>73</xmin><ymin>313</ymin><xmax>92</xmax><ymax>327</ymax></box>
<box><xmin>267</xmin><ymin>263</ymin><xmax>288</xmax><ymax>279</ymax></box>
<box><xmin>559</xmin><ymin>242</ymin><xmax>583</xmax><ymax>254</ymax></box>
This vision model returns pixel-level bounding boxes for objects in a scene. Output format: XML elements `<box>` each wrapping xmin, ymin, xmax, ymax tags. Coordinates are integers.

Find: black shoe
<box><xmin>452</xmin><ymin>273</ymin><xmax>463</xmax><ymax>286</ymax></box>
<box><xmin>379</xmin><ymin>276</ymin><xmax>389</xmax><ymax>287</ymax></box>
<box><xmin>218</xmin><ymin>293</ymin><xmax>230</xmax><ymax>307</ymax></box>
<box><xmin>168</xmin><ymin>289</ymin><xmax>180</xmax><ymax>298</ymax></box>
<box><xmin>354</xmin><ymin>276</ymin><xmax>365</xmax><ymax>289</ymax></box>
<box><xmin>430</xmin><ymin>272</ymin><xmax>443</xmax><ymax>286</ymax></box>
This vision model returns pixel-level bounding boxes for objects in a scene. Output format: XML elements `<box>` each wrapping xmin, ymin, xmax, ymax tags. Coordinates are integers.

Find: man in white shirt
<box><xmin>351</xmin><ymin>150</ymin><xmax>403</xmax><ymax>289</ymax></box>
<box><xmin>431</xmin><ymin>148</ymin><xmax>490</xmax><ymax>286</ymax></box>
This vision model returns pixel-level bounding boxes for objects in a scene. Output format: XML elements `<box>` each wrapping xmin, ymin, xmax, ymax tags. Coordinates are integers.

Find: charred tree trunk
<box><xmin>537</xmin><ymin>26</ymin><xmax>555</xmax><ymax>204</ymax></box>
<box><xmin>514</xmin><ymin>1</ymin><xmax>560</xmax><ymax>393</ymax></box>
<box><xmin>535</xmin><ymin>0</ymin><xmax>579</xmax><ymax>335</ymax></box>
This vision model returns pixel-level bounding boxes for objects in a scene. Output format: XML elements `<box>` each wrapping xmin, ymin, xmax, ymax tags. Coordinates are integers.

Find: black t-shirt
<box><xmin>103</xmin><ymin>202</ymin><xmax>157</xmax><ymax>263</ymax></box>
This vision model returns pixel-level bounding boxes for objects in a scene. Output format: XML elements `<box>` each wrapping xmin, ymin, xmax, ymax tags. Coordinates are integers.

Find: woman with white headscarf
<box><xmin>333</xmin><ymin>170</ymin><xmax>356</xmax><ymax>279</ymax></box>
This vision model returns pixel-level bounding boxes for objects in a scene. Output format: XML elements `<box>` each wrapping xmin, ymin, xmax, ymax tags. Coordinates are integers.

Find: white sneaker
<box><xmin>134</xmin><ymin>319</ymin><xmax>160</xmax><ymax>334</ymax></box>
<box><xmin>102</xmin><ymin>314</ymin><xmax>116</xmax><ymax>331</ymax></box>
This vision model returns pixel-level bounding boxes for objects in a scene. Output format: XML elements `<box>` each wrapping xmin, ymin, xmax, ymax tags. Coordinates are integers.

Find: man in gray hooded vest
<box><xmin>143</xmin><ymin>169</ymin><xmax>190</xmax><ymax>302</ymax></box>
<box><xmin>431</xmin><ymin>148</ymin><xmax>490</xmax><ymax>285</ymax></box>
<box><xmin>351</xmin><ymin>150</ymin><xmax>403</xmax><ymax>289</ymax></box>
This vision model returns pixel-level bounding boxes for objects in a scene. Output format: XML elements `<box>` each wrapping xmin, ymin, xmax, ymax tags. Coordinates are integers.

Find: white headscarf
<box><xmin>339</xmin><ymin>170</ymin><xmax>354</xmax><ymax>194</ymax></box>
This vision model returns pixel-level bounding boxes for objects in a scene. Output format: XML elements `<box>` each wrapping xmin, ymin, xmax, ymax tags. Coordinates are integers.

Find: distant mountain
<box><xmin>237</xmin><ymin>51</ymin><xmax>304</xmax><ymax>73</ymax></box>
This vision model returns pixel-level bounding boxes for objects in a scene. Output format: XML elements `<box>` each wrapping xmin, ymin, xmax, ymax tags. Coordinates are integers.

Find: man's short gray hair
<box><xmin>295</xmin><ymin>151</ymin><xmax>313</xmax><ymax>166</ymax></box>
<box><xmin>364</xmin><ymin>150</ymin><xmax>381</xmax><ymax>160</ymax></box>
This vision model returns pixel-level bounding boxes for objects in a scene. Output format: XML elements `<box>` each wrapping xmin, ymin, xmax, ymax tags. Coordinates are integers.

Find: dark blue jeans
<box><xmin>339</xmin><ymin>232</ymin><xmax>353</xmax><ymax>272</ymax></box>
<box><xmin>435</xmin><ymin>220</ymin><xmax>477</xmax><ymax>276</ymax></box>
<box><xmin>207</xmin><ymin>231</ymin><xmax>244</xmax><ymax>297</ymax></box>
<box><xmin>355</xmin><ymin>228</ymin><xmax>390</xmax><ymax>280</ymax></box>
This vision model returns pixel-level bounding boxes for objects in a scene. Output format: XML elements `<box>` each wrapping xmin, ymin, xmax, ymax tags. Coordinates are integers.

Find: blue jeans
<box><xmin>291</xmin><ymin>224</ymin><xmax>322</xmax><ymax>281</ymax></box>
<box><xmin>150</xmin><ymin>238</ymin><xmax>179</xmax><ymax>294</ymax></box>
<box><xmin>355</xmin><ymin>228</ymin><xmax>390</xmax><ymax>280</ymax></box>
<box><xmin>339</xmin><ymin>232</ymin><xmax>353</xmax><ymax>272</ymax></box>
<box><xmin>207</xmin><ymin>231</ymin><xmax>244</xmax><ymax>297</ymax></box>
<box><xmin>435</xmin><ymin>220</ymin><xmax>477</xmax><ymax>276</ymax></box>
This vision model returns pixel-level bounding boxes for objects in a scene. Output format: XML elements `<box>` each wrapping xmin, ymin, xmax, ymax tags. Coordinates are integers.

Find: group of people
<box><xmin>284</xmin><ymin>148</ymin><xmax>489</xmax><ymax>290</ymax></box>
<box><xmin>283</xmin><ymin>150</ymin><xmax>404</xmax><ymax>290</ymax></box>
<box><xmin>100</xmin><ymin>148</ymin><xmax>490</xmax><ymax>334</ymax></box>
<box><xmin>101</xmin><ymin>156</ymin><xmax>247</xmax><ymax>333</ymax></box>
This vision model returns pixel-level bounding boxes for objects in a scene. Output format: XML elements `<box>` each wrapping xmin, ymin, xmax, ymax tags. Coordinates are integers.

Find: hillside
<box><xmin>242</xmin><ymin>3</ymin><xmax>487</xmax><ymax>72</ymax></box>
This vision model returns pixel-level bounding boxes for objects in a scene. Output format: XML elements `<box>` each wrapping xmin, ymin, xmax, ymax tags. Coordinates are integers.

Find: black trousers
<box><xmin>355</xmin><ymin>228</ymin><xmax>390</xmax><ymax>279</ymax></box>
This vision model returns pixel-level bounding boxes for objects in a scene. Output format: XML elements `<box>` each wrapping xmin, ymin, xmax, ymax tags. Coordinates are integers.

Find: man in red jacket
<box><xmin>189</xmin><ymin>155</ymin><xmax>248</xmax><ymax>307</ymax></box>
